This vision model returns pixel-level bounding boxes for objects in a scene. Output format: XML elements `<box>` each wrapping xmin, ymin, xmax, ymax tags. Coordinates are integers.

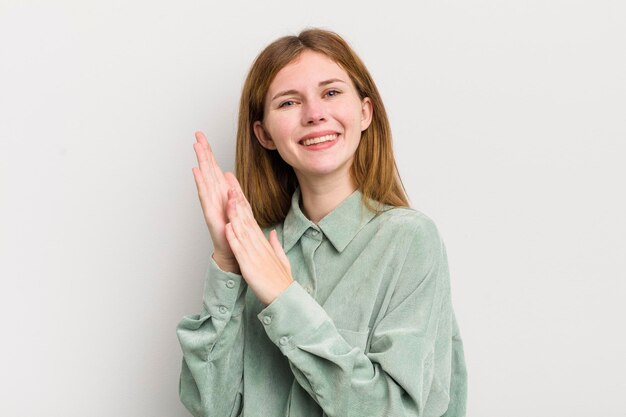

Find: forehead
<box><xmin>267</xmin><ymin>50</ymin><xmax>350</xmax><ymax>93</ymax></box>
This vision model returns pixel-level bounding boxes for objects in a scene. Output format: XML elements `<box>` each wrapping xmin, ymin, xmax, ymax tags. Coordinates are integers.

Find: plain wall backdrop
<box><xmin>1</xmin><ymin>0</ymin><xmax>625</xmax><ymax>416</ymax></box>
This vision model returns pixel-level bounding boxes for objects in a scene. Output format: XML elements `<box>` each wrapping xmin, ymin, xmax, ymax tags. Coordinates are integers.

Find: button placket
<box><xmin>301</xmin><ymin>229</ymin><xmax>322</xmax><ymax>301</ymax></box>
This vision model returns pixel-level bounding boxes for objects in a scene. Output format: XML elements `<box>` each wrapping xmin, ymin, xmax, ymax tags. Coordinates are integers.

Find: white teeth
<box><xmin>302</xmin><ymin>133</ymin><xmax>338</xmax><ymax>146</ymax></box>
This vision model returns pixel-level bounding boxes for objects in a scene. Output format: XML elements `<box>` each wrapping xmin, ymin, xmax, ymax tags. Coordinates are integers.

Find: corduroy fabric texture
<box><xmin>176</xmin><ymin>188</ymin><xmax>467</xmax><ymax>417</ymax></box>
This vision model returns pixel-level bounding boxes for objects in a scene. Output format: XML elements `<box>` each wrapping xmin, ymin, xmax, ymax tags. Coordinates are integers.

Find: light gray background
<box><xmin>1</xmin><ymin>0</ymin><xmax>624</xmax><ymax>416</ymax></box>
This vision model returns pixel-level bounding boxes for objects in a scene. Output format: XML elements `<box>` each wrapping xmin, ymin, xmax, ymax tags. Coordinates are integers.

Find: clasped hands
<box><xmin>192</xmin><ymin>131</ymin><xmax>294</xmax><ymax>306</ymax></box>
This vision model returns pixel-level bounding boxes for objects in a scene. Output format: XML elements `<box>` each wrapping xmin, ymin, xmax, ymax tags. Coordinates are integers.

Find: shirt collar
<box><xmin>282</xmin><ymin>187</ymin><xmax>378</xmax><ymax>253</ymax></box>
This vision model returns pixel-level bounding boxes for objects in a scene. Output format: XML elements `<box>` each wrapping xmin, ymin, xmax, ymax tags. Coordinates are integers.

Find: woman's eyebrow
<box><xmin>271</xmin><ymin>78</ymin><xmax>347</xmax><ymax>101</ymax></box>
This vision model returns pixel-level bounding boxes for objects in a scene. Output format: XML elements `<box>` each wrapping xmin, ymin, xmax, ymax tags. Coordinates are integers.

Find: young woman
<box><xmin>176</xmin><ymin>28</ymin><xmax>467</xmax><ymax>417</ymax></box>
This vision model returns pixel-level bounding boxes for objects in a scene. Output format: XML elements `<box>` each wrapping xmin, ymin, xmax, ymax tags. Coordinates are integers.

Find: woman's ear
<box><xmin>253</xmin><ymin>121</ymin><xmax>277</xmax><ymax>150</ymax></box>
<box><xmin>360</xmin><ymin>97</ymin><xmax>373</xmax><ymax>131</ymax></box>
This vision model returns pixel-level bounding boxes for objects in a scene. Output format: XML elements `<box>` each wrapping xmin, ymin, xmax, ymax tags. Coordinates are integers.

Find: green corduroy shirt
<box><xmin>176</xmin><ymin>188</ymin><xmax>467</xmax><ymax>417</ymax></box>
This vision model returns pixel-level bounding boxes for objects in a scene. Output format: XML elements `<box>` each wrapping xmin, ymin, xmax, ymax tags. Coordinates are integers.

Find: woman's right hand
<box><xmin>192</xmin><ymin>131</ymin><xmax>240</xmax><ymax>274</ymax></box>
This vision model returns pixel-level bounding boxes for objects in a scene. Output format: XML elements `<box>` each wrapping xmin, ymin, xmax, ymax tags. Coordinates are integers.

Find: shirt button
<box><xmin>218</xmin><ymin>306</ymin><xmax>227</xmax><ymax>314</ymax></box>
<box><xmin>279</xmin><ymin>336</ymin><xmax>289</xmax><ymax>346</ymax></box>
<box><xmin>262</xmin><ymin>316</ymin><xmax>272</xmax><ymax>325</ymax></box>
<box><xmin>304</xmin><ymin>286</ymin><xmax>312</xmax><ymax>295</ymax></box>
<box><xmin>226</xmin><ymin>279</ymin><xmax>235</xmax><ymax>288</ymax></box>
<box><xmin>310</xmin><ymin>229</ymin><xmax>319</xmax><ymax>235</ymax></box>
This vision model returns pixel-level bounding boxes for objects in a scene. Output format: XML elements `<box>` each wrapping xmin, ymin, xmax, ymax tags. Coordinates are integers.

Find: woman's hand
<box><xmin>223</xmin><ymin>173</ymin><xmax>293</xmax><ymax>305</ymax></box>
<box><xmin>192</xmin><ymin>131</ymin><xmax>239</xmax><ymax>273</ymax></box>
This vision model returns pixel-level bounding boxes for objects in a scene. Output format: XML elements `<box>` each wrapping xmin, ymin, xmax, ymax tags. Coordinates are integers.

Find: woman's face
<box><xmin>253</xmin><ymin>50</ymin><xmax>373</xmax><ymax>187</ymax></box>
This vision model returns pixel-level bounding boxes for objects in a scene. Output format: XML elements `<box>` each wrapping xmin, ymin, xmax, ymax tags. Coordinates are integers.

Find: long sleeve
<box><xmin>257</xmin><ymin>216</ymin><xmax>463</xmax><ymax>417</ymax></box>
<box><xmin>176</xmin><ymin>257</ymin><xmax>248</xmax><ymax>417</ymax></box>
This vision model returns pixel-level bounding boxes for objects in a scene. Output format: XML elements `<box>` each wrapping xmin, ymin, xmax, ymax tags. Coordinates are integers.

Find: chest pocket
<box><xmin>336</xmin><ymin>328</ymin><xmax>370</xmax><ymax>353</ymax></box>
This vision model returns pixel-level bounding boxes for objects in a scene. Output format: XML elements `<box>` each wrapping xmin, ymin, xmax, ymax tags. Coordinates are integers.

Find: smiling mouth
<box><xmin>300</xmin><ymin>133</ymin><xmax>339</xmax><ymax>146</ymax></box>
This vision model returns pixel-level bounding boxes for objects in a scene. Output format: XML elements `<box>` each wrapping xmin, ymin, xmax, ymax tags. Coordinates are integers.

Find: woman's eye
<box><xmin>326</xmin><ymin>89</ymin><xmax>340</xmax><ymax>97</ymax></box>
<box><xmin>279</xmin><ymin>100</ymin><xmax>296</xmax><ymax>108</ymax></box>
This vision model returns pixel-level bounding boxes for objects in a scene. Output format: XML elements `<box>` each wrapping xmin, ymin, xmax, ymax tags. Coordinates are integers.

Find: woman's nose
<box><xmin>302</xmin><ymin>99</ymin><xmax>327</xmax><ymax>125</ymax></box>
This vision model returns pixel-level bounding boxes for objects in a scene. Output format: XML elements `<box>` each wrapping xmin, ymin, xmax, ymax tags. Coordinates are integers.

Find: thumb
<box><xmin>269</xmin><ymin>229</ymin><xmax>291</xmax><ymax>274</ymax></box>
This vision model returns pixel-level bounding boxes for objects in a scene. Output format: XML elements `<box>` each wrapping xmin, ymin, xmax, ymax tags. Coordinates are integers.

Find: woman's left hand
<box><xmin>222</xmin><ymin>172</ymin><xmax>293</xmax><ymax>305</ymax></box>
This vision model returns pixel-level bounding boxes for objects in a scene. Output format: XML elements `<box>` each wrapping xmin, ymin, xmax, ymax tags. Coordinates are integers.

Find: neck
<box><xmin>296</xmin><ymin>173</ymin><xmax>357</xmax><ymax>224</ymax></box>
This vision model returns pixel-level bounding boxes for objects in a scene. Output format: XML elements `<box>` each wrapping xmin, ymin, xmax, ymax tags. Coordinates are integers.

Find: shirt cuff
<box><xmin>257</xmin><ymin>281</ymin><xmax>330</xmax><ymax>352</ymax></box>
<box><xmin>203</xmin><ymin>256</ymin><xmax>246</xmax><ymax>319</ymax></box>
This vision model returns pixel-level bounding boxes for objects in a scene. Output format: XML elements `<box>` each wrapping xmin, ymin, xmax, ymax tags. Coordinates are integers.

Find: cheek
<box><xmin>343</xmin><ymin>109</ymin><xmax>365</xmax><ymax>137</ymax></box>
<box><xmin>266</xmin><ymin>115</ymin><xmax>296</xmax><ymax>142</ymax></box>
<box><xmin>341</xmin><ymin>102</ymin><xmax>365</xmax><ymax>126</ymax></box>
